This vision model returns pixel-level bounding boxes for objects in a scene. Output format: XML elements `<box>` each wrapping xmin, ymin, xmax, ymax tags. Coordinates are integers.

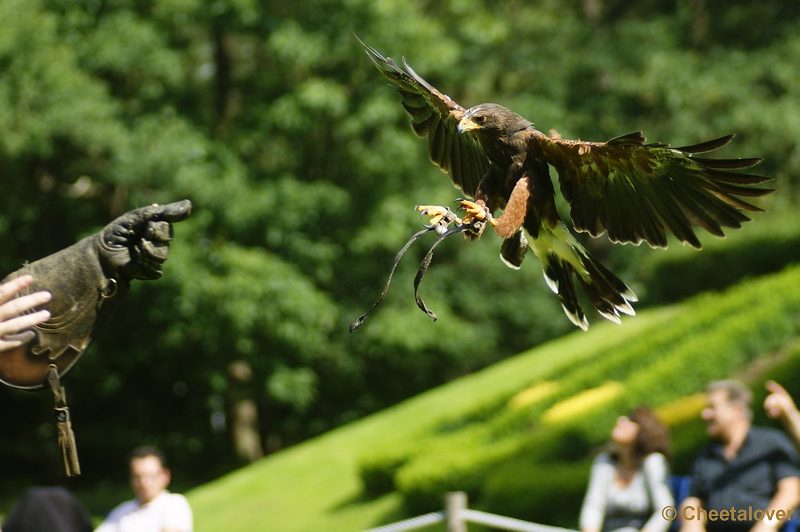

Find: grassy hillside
<box><xmin>187</xmin><ymin>263</ymin><xmax>800</xmax><ymax>532</ymax></box>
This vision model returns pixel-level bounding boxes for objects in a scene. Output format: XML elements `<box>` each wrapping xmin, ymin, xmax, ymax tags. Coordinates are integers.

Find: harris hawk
<box><xmin>354</xmin><ymin>39</ymin><xmax>773</xmax><ymax>331</ymax></box>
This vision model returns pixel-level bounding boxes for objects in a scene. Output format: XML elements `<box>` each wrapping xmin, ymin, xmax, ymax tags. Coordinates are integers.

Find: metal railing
<box><xmin>362</xmin><ymin>492</ymin><xmax>575</xmax><ymax>532</ymax></box>
<box><xmin>361</xmin><ymin>511</ymin><xmax>445</xmax><ymax>532</ymax></box>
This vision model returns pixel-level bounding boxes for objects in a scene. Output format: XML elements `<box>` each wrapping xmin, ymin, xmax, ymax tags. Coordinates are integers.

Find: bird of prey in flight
<box><xmin>352</xmin><ymin>38</ymin><xmax>773</xmax><ymax>331</ymax></box>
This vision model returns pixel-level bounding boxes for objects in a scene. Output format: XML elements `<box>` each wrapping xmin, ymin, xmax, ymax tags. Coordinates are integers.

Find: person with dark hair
<box><xmin>580</xmin><ymin>406</ymin><xmax>675</xmax><ymax>532</ymax></box>
<box><xmin>3</xmin><ymin>486</ymin><xmax>93</xmax><ymax>532</ymax></box>
<box><xmin>95</xmin><ymin>446</ymin><xmax>192</xmax><ymax>532</ymax></box>
<box><xmin>680</xmin><ymin>380</ymin><xmax>800</xmax><ymax>532</ymax></box>
<box><xmin>0</xmin><ymin>275</ymin><xmax>51</xmax><ymax>353</ymax></box>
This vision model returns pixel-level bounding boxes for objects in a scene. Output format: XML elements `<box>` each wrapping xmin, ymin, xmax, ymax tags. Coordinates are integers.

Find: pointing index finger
<box><xmin>139</xmin><ymin>199</ymin><xmax>193</xmax><ymax>223</ymax></box>
<box><xmin>765</xmin><ymin>380</ymin><xmax>790</xmax><ymax>397</ymax></box>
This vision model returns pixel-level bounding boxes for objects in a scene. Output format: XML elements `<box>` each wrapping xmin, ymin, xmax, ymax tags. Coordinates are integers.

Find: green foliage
<box><xmin>670</xmin><ymin>417</ymin><xmax>712</xmax><ymax>476</ymax></box>
<box><xmin>637</xmin><ymin>210</ymin><xmax>800</xmax><ymax>306</ymax></box>
<box><xmin>267</xmin><ymin>365</ymin><xmax>318</xmax><ymax>413</ymax></box>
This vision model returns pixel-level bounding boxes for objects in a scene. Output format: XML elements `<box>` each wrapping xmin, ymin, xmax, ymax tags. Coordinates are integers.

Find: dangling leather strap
<box><xmin>47</xmin><ymin>365</ymin><xmax>80</xmax><ymax>476</ymax></box>
<box><xmin>349</xmin><ymin>227</ymin><xmax>432</xmax><ymax>332</ymax></box>
<box><xmin>413</xmin><ymin>223</ymin><xmax>471</xmax><ymax>321</ymax></box>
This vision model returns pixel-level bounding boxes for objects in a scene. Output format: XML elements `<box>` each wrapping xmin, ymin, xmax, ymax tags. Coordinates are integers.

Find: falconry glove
<box><xmin>0</xmin><ymin>199</ymin><xmax>191</xmax><ymax>475</ymax></box>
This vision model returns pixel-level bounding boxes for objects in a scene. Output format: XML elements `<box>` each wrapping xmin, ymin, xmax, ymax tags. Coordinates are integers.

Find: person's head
<box><xmin>129</xmin><ymin>446</ymin><xmax>170</xmax><ymax>505</ymax></box>
<box><xmin>611</xmin><ymin>405</ymin><xmax>671</xmax><ymax>462</ymax></box>
<box><xmin>702</xmin><ymin>380</ymin><xmax>752</xmax><ymax>441</ymax></box>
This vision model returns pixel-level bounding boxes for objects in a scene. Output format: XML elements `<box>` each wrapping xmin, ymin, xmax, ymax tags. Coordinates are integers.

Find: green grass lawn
<box><xmin>187</xmin><ymin>310</ymin><xmax>674</xmax><ymax>532</ymax></box>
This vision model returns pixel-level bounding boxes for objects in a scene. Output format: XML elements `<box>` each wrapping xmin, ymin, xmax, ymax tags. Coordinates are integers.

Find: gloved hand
<box><xmin>0</xmin><ymin>200</ymin><xmax>192</xmax><ymax>390</ymax></box>
<box><xmin>98</xmin><ymin>200</ymin><xmax>191</xmax><ymax>281</ymax></box>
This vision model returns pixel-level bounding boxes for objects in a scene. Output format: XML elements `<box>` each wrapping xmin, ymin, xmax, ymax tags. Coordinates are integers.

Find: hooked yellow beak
<box><xmin>457</xmin><ymin>117</ymin><xmax>480</xmax><ymax>134</ymax></box>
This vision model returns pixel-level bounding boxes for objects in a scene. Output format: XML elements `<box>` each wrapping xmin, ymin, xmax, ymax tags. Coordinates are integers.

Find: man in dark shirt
<box><xmin>680</xmin><ymin>381</ymin><xmax>800</xmax><ymax>532</ymax></box>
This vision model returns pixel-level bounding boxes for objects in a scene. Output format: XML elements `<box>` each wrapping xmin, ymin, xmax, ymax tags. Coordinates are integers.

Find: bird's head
<box><xmin>458</xmin><ymin>104</ymin><xmax>531</xmax><ymax>136</ymax></box>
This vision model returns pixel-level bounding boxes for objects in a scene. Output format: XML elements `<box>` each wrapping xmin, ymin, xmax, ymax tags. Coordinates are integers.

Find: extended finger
<box><xmin>137</xmin><ymin>199</ymin><xmax>193</xmax><ymax>224</ymax></box>
<box><xmin>0</xmin><ymin>290</ymin><xmax>51</xmax><ymax>321</ymax></box>
<box><xmin>0</xmin><ymin>309</ymin><xmax>51</xmax><ymax>337</ymax></box>
<box><xmin>0</xmin><ymin>275</ymin><xmax>34</xmax><ymax>305</ymax></box>
<box><xmin>765</xmin><ymin>380</ymin><xmax>790</xmax><ymax>397</ymax></box>
<box><xmin>113</xmin><ymin>200</ymin><xmax>191</xmax><ymax>239</ymax></box>
<box><xmin>1</xmin><ymin>329</ymin><xmax>35</xmax><ymax>345</ymax></box>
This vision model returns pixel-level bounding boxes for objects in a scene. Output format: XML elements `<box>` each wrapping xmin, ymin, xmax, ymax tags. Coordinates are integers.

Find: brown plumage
<box><xmin>360</xmin><ymin>39</ymin><xmax>774</xmax><ymax>329</ymax></box>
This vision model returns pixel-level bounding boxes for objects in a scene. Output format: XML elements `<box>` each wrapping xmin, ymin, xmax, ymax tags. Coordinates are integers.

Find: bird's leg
<box><xmin>491</xmin><ymin>176</ymin><xmax>530</xmax><ymax>239</ymax></box>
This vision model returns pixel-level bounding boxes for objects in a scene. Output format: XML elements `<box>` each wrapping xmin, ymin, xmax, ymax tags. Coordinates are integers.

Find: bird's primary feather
<box><xmin>357</xmin><ymin>36</ymin><xmax>489</xmax><ymax>197</ymax></box>
<box><xmin>532</xmin><ymin>131</ymin><xmax>772</xmax><ymax>250</ymax></box>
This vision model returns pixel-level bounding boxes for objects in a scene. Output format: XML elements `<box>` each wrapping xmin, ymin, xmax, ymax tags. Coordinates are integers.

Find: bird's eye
<box><xmin>474</xmin><ymin>116</ymin><xmax>486</xmax><ymax>123</ymax></box>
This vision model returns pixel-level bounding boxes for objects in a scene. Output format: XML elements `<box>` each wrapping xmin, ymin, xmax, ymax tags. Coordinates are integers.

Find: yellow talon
<box><xmin>417</xmin><ymin>205</ymin><xmax>448</xmax><ymax>216</ymax></box>
<box><xmin>416</xmin><ymin>205</ymin><xmax>462</xmax><ymax>231</ymax></box>
<box><xmin>416</xmin><ymin>205</ymin><xmax>448</xmax><ymax>226</ymax></box>
<box><xmin>458</xmin><ymin>200</ymin><xmax>496</xmax><ymax>226</ymax></box>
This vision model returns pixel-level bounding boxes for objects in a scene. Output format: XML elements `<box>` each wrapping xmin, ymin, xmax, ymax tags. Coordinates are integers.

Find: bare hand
<box><xmin>0</xmin><ymin>275</ymin><xmax>51</xmax><ymax>352</ymax></box>
<box><xmin>764</xmin><ymin>380</ymin><xmax>799</xmax><ymax>421</ymax></box>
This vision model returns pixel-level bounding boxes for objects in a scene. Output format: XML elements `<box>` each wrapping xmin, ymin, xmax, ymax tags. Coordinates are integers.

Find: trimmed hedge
<box><xmin>359</xmin><ymin>444</ymin><xmax>416</xmax><ymax>496</ymax></box>
<box><xmin>395</xmin><ymin>426</ymin><xmax>526</xmax><ymax>513</ymax></box>
<box><xmin>358</xmin><ymin>265</ymin><xmax>800</xmax><ymax>519</ymax></box>
<box><xmin>397</xmin><ymin>424</ymin><xmax>592</xmax><ymax>514</ymax></box>
<box><xmin>642</xmin><ymin>220</ymin><xmax>800</xmax><ymax>305</ymax></box>
<box><xmin>482</xmin><ymin>460</ymin><xmax>592</xmax><ymax>527</ymax></box>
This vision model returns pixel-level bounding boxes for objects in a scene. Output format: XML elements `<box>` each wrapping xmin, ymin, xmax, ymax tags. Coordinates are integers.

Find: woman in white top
<box><xmin>580</xmin><ymin>406</ymin><xmax>674</xmax><ymax>532</ymax></box>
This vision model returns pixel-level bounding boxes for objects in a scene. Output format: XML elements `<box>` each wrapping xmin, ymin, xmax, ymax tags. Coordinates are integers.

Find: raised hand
<box><xmin>764</xmin><ymin>380</ymin><xmax>800</xmax><ymax>447</ymax></box>
<box><xmin>0</xmin><ymin>275</ymin><xmax>51</xmax><ymax>352</ymax></box>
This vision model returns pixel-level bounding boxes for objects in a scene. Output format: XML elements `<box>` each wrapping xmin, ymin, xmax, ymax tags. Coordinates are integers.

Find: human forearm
<box><xmin>579</xmin><ymin>459</ymin><xmax>612</xmax><ymax>532</ymax></box>
<box><xmin>769</xmin><ymin>477</ymin><xmax>800</xmax><ymax>516</ymax></box>
<box><xmin>642</xmin><ymin>453</ymin><xmax>675</xmax><ymax>532</ymax></box>
<box><xmin>750</xmin><ymin>477</ymin><xmax>800</xmax><ymax>532</ymax></box>
<box><xmin>783</xmin><ymin>411</ymin><xmax>800</xmax><ymax>448</ymax></box>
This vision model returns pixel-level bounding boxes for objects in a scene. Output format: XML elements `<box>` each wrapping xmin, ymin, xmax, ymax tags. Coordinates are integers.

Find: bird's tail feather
<box><xmin>499</xmin><ymin>230</ymin><xmax>528</xmax><ymax>270</ymax></box>
<box><xmin>575</xmin><ymin>249</ymin><xmax>637</xmax><ymax>323</ymax></box>
<box><xmin>534</xmin><ymin>223</ymin><xmax>637</xmax><ymax>330</ymax></box>
<box><xmin>541</xmin><ymin>256</ymin><xmax>589</xmax><ymax>330</ymax></box>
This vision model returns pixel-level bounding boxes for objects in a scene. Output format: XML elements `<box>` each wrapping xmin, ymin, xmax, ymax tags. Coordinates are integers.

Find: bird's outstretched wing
<box><xmin>358</xmin><ymin>38</ymin><xmax>489</xmax><ymax>198</ymax></box>
<box><xmin>530</xmin><ymin>131</ymin><xmax>774</xmax><ymax>249</ymax></box>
